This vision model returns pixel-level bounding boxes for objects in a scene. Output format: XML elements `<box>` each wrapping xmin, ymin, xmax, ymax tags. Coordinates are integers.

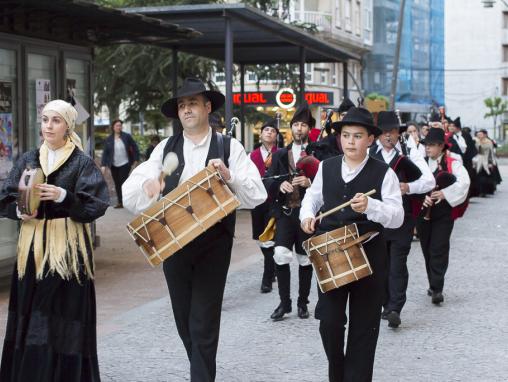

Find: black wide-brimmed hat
<box><xmin>421</xmin><ymin>127</ymin><xmax>449</xmax><ymax>149</ymax></box>
<box><xmin>337</xmin><ymin>97</ymin><xmax>355</xmax><ymax>114</ymax></box>
<box><xmin>331</xmin><ymin>107</ymin><xmax>381</xmax><ymax>136</ymax></box>
<box><xmin>161</xmin><ymin>77</ymin><xmax>225</xmax><ymax>119</ymax></box>
<box><xmin>429</xmin><ymin>113</ymin><xmax>441</xmax><ymax>123</ymax></box>
<box><xmin>290</xmin><ymin>100</ymin><xmax>316</xmax><ymax>127</ymax></box>
<box><xmin>261</xmin><ymin>118</ymin><xmax>279</xmax><ymax>132</ymax></box>
<box><xmin>377</xmin><ymin>111</ymin><xmax>407</xmax><ymax>133</ymax></box>
<box><xmin>452</xmin><ymin>117</ymin><xmax>462</xmax><ymax>129</ymax></box>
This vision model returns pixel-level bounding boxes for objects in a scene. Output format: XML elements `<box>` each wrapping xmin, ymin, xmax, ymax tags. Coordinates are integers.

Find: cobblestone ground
<box><xmin>97</xmin><ymin>161</ymin><xmax>508</xmax><ymax>382</ymax></box>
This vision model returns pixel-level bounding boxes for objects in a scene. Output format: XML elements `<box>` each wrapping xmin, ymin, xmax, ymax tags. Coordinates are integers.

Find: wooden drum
<box><xmin>126</xmin><ymin>164</ymin><xmax>240</xmax><ymax>266</ymax></box>
<box><xmin>17</xmin><ymin>167</ymin><xmax>45</xmax><ymax>215</ymax></box>
<box><xmin>303</xmin><ymin>224</ymin><xmax>377</xmax><ymax>293</ymax></box>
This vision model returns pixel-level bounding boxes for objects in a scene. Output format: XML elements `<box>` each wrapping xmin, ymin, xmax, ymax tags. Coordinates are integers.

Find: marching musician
<box><xmin>418</xmin><ymin>128</ymin><xmax>470</xmax><ymax>305</ymax></box>
<box><xmin>122</xmin><ymin>78</ymin><xmax>266</xmax><ymax>382</ymax></box>
<box><xmin>250</xmin><ymin>119</ymin><xmax>279</xmax><ymax>293</ymax></box>
<box><xmin>263</xmin><ymin>101</ymin><xmax>316</xmax><ymax>321</ymax></box>
<box><xmin>300</xmin><ymin>107</ymin><xmax>404</xmax><ymax>382</ymax></box>
<box><xmin>369</xmin><ymin>111</ymin><xmax>435</xmax><ymax>328</ymax></box>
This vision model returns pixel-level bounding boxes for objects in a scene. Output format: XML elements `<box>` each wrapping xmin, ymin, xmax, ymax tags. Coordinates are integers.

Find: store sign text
<box><xmin>233</xmin><ymin>91</ymin><xmax>334</xmax><ymax>106</ymax></box>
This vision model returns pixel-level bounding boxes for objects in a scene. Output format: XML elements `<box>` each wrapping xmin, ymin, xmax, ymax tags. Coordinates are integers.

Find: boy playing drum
<box><xmin>300</xmin><ymin>107</ymin><xmax>404</xmax><ymax>382</ymax></box>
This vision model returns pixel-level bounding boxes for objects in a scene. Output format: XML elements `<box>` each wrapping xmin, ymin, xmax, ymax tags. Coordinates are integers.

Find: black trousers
<box><xmin>316</xmin><ymin>237</ymin><xmax>387</xmax><ymax>382</ymax></box>
<box><xmin>163</xmin><ymin>226</ymin><xmax>233</xmax><ymax>382</ymax></box>
<box><xmin>416</xmin><ymin>215</ymin><xmax>454</xmax><ymax>293</ymax></box>
<box><xmin>384</xmin><ymin>216</ymin><xmax>415</xmax><ymax>313</ymax></box>
<box><xmin>250</xmin><ymin>202</ymin><xmax>275</xmax><ymax>285</ymax></box>
<box><xmin>110</xmin><ymin>163</ymin><xmax>131</xmax><ymax>204</ymax></box>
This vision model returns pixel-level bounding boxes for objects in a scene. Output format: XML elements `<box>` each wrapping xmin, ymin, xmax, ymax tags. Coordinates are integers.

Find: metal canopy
<box><xmin>0</xmin><ymin>0</ymin><xmax>199</xmax><ymax>46</ymax></box>
<box><xmin>124</xmin><ymin>4</ymin><xmax>359</xmax><ymax>64</ymax></box>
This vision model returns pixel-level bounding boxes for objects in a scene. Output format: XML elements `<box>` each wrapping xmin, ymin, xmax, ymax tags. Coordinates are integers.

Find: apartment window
<box><xmin>504</xmin><ymin>11</ymin><xmax>508</xmax><ymax>28</ymax></box>
<box><xmin>331</xmin><ymin>63</ymin><xmax>337</xmax><ymax>86</ymax></box>
<box><xmin>335</xmin><ymin>0</ymin><xmax>342</xmax><ymax>28</ymax></box>
<box><xmin>247</xmin><ymin>72</ymin><xmax>257</xmax><ymax>82</ymax></box>
<box><xmin>503</xmin><ymin>78</ymin><xmax>508</xmax><ymax>95</ymax></box>
<box><xmin>374</xmin><ymin>71</ymin><xmax>381</xmax><ymax>86</ymax></box>
<box><xmin>345</xmin><ymin>0</ymin><xmax>352</xmax><ymax>31</ymax></box>
<box><xmin>214</xmin><ymin>72</ymin><xmax>225</xmax><ymax>83</ymax></box>
<box><xmin>305</xmin><ymin>63</ymin><xmax>314</xmax><ymax>83</ymax></box>
<box><xmin>354</xmin><ymin>0</ymin><xmax>361</xmax><ymax>36</ymax></box>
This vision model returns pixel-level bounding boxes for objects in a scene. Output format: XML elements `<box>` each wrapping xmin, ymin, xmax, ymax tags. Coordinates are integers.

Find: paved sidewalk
<box><xmin>97</xmin><ymin>162</ymin><xmax>508</xmax><ymax>381</ymax></box>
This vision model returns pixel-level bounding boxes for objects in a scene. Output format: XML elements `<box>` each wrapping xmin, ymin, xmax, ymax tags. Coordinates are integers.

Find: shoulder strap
<box><xmin>216</xmin><ymin>132</ymin><xmax>231</xmax><ymax>167</ymax></box>
<box><xmin>445</xmin><ymin>155</ymin><xmax>455</xmax><ymax>173</ymax></box>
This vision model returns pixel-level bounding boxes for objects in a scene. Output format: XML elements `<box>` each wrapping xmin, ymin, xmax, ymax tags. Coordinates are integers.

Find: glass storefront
<box><xmin>0</xmin><ymin>47</ymin><xmax>19</xmax><ymax>271</ymax></box>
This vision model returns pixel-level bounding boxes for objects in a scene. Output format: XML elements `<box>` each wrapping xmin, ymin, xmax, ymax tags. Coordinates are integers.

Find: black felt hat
<box><xmin>377</xmin><ymin>111</ymin><xmax>407</xmax><ymax>133</ymax></box>
<box><xmin>337</xmin><ymin>97</ymin><xmax>355</xmax><ymax>114</ymax></box>
<box><xmin>261</xmin><ymin>118</ymin><xmax>279</xmax><ymax>133</ymax></box>
<box><xmin>161</xmin><ymin>78</ymin><xmax>225</xmax><ymax>119</ymax></box>
<box><xmin>452</xmin><ymin>117</ymin><xmax>462</xmax><ymax>129</ymax></box>
<box><xmin>429</xmin><ymin>113</ymin><xmax>441</xmax><ymax>123</ymax></box>
<box><xmin>331</xmin><ymin>107</ymin><xmax>381</xmax><ymax>136</ymax></box>
<box><xmin>290</xmin><ymin>100</ymin><xmax>316</xmax><ymax>127</ymax></box>
<box><xmin>421</xmin><ymin>127</ymin><xmax>449</xmax><ymax>149</ymax></box>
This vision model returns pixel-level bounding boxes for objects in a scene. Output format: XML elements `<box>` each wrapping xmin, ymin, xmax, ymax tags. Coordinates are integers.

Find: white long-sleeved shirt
<box><xmin>453</xmin><ymin>131</ymin><xmax>467</xmax><ymax>154</ymax></box>
<box><xmin>428</xmin><ymin>154</ymin><xmax>470</xmax><ymax>207</ymax></box>
<box><xmin>122</xmin><ymin>127</ymin><xmax>267</xmax><ymax>215</ymax></box>
<box><xmin>300</xmin><ymin>155</ymin><xmax>404</xmax><ymax>229</ymax></box>
<box><xmin>374</xmin><ymin>141</ymin><xmax>435</xmax><ymax>195</ymax></box>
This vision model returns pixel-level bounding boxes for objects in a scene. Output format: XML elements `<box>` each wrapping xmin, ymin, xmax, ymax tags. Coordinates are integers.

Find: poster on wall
<box><xmin>0</xmin><ymin>82</ymin><xmax>12</xmax><ymax>113</ymax></box>
<box><xmin>36</xmin><ymin>78</ymin><xmax>51</xmax><ymax>122</ymax></box>
<box><xmin>0</xmin><ymin>113</ymin><xmax>14</xmax><ymax>180</ymax></box>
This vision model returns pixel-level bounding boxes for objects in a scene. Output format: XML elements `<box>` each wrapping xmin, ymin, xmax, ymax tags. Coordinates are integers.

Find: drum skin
<box><xmin>17</xmin><ymin>168</ymin><xmax>45</xmax><ymax>215</ymax></box>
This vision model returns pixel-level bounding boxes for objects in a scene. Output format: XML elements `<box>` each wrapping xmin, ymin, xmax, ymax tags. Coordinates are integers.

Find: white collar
<box><xmin>342</xmin><ymin>153</ymin><xmax>369</xmax><ymax>173</ymax></box>
<box><xmin>376</xmin><ymin>139</ymin><xmax>401</xmax><ymax>153</ymax></box>
<box><xmin>183</xmin><ymin>127</ymin><xmax>212</xmax><ymax>147</ymax></box>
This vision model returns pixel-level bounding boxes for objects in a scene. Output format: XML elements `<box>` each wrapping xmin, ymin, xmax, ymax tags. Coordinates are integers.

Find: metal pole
<box><xmin>299</xmin><ymin>46</ymin><xmax>306</xmax><ymax>104</ymax></box>
<box><xmin>343</xmin><ymin>61</ymin><xmax>349</xmax><ymax>98</ymax></box>
<box><xmin>240</xmin><ymin>63</ymin><xmax>245</xmax><ymax>146</ymax></box>
<box><xmin>172</xmin><ymin>48</ymin><xmax>182</xmax><ymax>135</ymax></box>
<box><xmin>225</xmin><ymin>16</ymin><xmax>234</xmax><ymax>131</ymax></box>
<box><xmin>390</xmin><ymin>0</ymin><xmax>406</xmax><ymax>109</ymax></box>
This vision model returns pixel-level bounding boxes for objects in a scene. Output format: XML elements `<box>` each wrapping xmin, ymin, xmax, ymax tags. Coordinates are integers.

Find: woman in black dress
<box><xmin>0</xmin><ymin>100</ymin><xmax>109</xmax><ymax>381</ymax></box>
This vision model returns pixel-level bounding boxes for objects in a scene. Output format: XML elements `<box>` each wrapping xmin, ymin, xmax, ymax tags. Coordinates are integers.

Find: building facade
<box><xmin>445</xmin><ymin>0</ymin><xmax>508</xmax><ymax>139</ymax></box>
<box><xmin>214</xmin><ymin>0</ymin><xmax>373</xmax><ymax>149</ymax></box>
<box><xmin>363</xmin><ymin>0</ymin><xmax>444</xmax><ymax>116</ymax></box>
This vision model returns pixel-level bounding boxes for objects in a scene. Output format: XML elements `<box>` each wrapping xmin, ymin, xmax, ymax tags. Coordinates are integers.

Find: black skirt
<box><xmin>0</xmin><ymin>251</ymin><xmax>100</xmax><ymax>382</ymax></box>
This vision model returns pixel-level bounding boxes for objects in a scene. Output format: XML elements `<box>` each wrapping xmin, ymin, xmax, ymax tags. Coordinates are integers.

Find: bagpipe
<box><xmin>420</xmin><ymin>171</ymin><xmax>456</xmax><ymax>221</ymax></box>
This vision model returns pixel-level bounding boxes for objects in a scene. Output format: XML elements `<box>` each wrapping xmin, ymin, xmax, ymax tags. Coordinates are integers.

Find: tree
<box><xmin>484</xmin><ymin>96</ymin><xmax>507</xmax><ymax>140</ymax></box>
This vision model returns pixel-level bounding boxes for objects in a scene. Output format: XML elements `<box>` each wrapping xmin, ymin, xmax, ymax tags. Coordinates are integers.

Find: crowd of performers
<box><xmin>0</xmin><ymin>78</ymin><xmax>503</xmax><ymax>382</ymax></box>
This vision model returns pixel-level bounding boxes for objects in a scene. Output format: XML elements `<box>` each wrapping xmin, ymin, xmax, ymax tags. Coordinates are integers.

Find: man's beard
<box><xmin>293</xmin><ymin>135</ymin><xmax>308</xmax><ymax>145</ymax></box>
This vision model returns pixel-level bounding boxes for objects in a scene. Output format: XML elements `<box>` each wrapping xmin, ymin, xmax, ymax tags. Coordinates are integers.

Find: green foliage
<box><xmin>366</xmin><ymin>93</ymin><xmax>389</xmax><ymax>107</ymax></box>
<box><xmin>484</xmin><ymin>96</ymin><xmax>508</xmax><ymax>139</ymax></box>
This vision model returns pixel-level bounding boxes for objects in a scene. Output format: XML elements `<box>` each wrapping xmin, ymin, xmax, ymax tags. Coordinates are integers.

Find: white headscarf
<box><xmin>42</xmin><ymin>100</ymin><xmax>83</xmax><ymax>150</ymax></box>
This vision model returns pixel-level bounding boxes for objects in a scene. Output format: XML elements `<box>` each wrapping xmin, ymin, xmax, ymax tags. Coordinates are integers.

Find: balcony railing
<box><xmin>293</xmin><ymin>11</ymin><xmax>332</xmax><ymax>32</ymax></box>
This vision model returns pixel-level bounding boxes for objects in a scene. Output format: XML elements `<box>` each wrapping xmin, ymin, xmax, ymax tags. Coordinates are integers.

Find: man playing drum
<box><xmin>300</xmin><ymin>107</ymin><xmax>404</xmax><ymax>382</ymax></box>
<box><xmin>122</xmin><ymin>78</ymin><xmax>266</xmax><ymax>382</ymax></box>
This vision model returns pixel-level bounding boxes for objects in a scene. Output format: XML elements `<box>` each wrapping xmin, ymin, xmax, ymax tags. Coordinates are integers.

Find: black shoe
<box><xmin>386</xmin><ymin>311</ymin><xmax>401</xmax><ymax>328</ymax></box>
<box><xmin>114</xmin><ymin>203</ymin><xmax>123</xmax><ymax>209</ymax></box>
<box><xmin>297</xmin><ymin>304</ymin><xmax>309</xmax><ymax>319</ymax></box>
<box><xmin>431</xmin><ymin>291</ymin><xmax>444</xmax><ymax>305</ymax></box>
<box><xmin>381</xmin><ymin>308</ymin><xmax>389</xmax><ymax>320</ymax></box>
<box><xmin>271</xmin><ymin>303</ymin><xmax>291</xmax><ymax>321</ymax></box>
<box><xmin>427</xmin><ymin>288</ymin><xmax>433</xmax><ymax>297</ymax></box>
<box><xmin>260</xmin><ymin>283</ymin><xmax>272</xmax><ymax>293</ymax></box>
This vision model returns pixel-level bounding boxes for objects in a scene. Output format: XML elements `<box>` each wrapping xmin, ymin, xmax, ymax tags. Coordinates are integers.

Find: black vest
<box><xmin>161</xmin><ymin>132</ymin><xmax>236</xmax><ymax>237</ymax></box>
<box><xmin>426</xmin><ymin>156</ymin><xmax>453</xmax><ymax>219</ymax></box>
<box><xmin>319</xmin><ymin>155</ymin><xmax>387</xmax><ymax>235</ymax></box>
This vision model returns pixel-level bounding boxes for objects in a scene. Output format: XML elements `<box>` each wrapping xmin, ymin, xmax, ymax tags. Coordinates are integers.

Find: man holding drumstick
<box><xmin>300</xmin><ymin>107</ymin><xmax>404</xmax><ymax>382</ymax></box>
<box><xmin>122</xmin><ymin>78</ymin><xmax>266</xmax><ymax>382</ymax></box>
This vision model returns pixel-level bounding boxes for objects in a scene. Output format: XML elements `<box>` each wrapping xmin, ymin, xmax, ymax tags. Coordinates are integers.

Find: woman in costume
<box><xmin>474</xmin><ymin>129</ymin><xmax>502</xmax><ymax>196</ymax></box>
<box><xmin>0</xmin><ymin>100</ymin><xmax>109</xmax><ymax>381</ymax></box>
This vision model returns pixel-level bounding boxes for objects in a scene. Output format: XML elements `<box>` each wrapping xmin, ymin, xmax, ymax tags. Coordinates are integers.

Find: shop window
<box><xmin>66</xmin><ymin>58</ymin><xmax>90</xmax><ymax>153</ymax></box>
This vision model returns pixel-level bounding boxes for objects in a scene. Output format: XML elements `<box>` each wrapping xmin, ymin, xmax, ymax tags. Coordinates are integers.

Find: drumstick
<box><xmin>317</xmin><ymin>189</ymin><xmax>376</xmax><ymax>221</ymax></box>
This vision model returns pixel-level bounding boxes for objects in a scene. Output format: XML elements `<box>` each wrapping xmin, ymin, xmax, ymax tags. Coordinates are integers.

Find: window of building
<box><xmin>305</xmin><ymin>63</ymin><xmax>314</xmax><ymax>83</ymax></box>
<box><xmin>363</xmin><ymin>0</ymin><xmax>372</xmax><ymax>43</ymax></box>
<box><xmin>335</xmin><ymin>0</ymin><xmax>342</xmax><ymax>28</ymax></box>
<box><xmin>354</xmin><ymin>0</ymin><xmax>361</xmax><ymax>36</ymax></box>
<box><xmin>345</xmin><ymin>0</ymin><xmax>352</xmax><ymax>32</ymax></box>
<box><xmin>247</xmin><ymin>72</ymin><xmax>257</xmax><ymax>82</ymax></box>
<box><xmin>214</xmin><ymin>72</ymin><xmax>225</xmax><ymax>83</ymax></box>
<box><xmin>503</xmin><ymin>78</ymin><xmax>508</xmax><ymax>95</ymax></box>
<box><xmin>504</xmin><ymin>11</ymin><xmax>508</xmax><ymax>29</ymax></box>
<box><xmin>331</xmin><ymin>63</ymin><xmax>337</xmax><ymax>85</ymax></box>
<box><xmin>503</xmin><ymin>45</ymin><xmax>508</xmax><ymax>62</ymax></box>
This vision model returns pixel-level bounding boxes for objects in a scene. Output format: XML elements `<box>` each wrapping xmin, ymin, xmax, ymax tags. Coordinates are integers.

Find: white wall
<box><xmin>445</xmin><ymin>0</ymin><xmax>506</xmax><ymax>135</ymax></box>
